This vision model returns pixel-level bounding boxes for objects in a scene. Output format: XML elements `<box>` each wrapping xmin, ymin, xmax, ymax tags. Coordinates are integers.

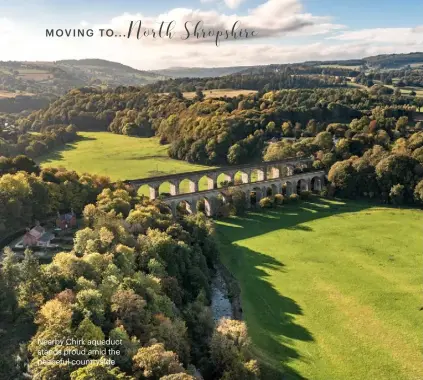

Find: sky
<box><xmin>1</xmin><ymin>0</ymin><xmax>422</xmax><ymax>70</ymax></box>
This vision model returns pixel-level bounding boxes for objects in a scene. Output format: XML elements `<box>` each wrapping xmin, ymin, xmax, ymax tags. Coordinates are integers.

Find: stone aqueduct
<box><xmin>124</xmin><ymin>157</ymin><xmax>326</xmax><ymax>217</ymax></box>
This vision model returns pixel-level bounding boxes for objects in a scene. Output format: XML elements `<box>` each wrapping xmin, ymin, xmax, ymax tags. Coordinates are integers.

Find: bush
<box><xmin>389</xmin><ymin>184</ymin><xmax>405</xmax><ymax>205</ymax></box>
<box><xmin>289</xmin><ymin>193</ymin><xmax>300</xmax><ymax>203</ymax></box>
<box><xmin>414</xmin><ymin>179</ymin><xmax>423</xmax><ymax>203</ymax></box>
<box><xmin>217</xmin><ymin>203</ymin><xmax>235</xmax><ymax>218</ymax></box>
<box><xmin>312</xmin><ymin>160</ymin><xmax>324</xmax><ymax>170</ymax></box>
<box><xmin>299</xmin><ymin>190</ymin><xmax>312</xmax><ymax>200</ymax></box>
<box><xmin>274</xmin><ymin>194</ymin><xmax>284</xmax><ymax>205</ymax></box>
<box><xmin>259</xmin><ymin>197</ymin><xmax>274</xmax><ymax>208</ymax></box>
<box><xmin>319</xmin><ymin>187</ymin><xmax>329</xmax><ymax>197</ymax></box>
<box><xmin>228</xmin><ymin>187</ymin><xmax>247</xmax><ymax>215</ymax></box>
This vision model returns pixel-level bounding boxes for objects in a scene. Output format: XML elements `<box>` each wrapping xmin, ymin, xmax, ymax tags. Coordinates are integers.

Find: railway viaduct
<box><xmin>124</xmin><ymin>156</ymin><xmax>325</xmax><ymax>217</ymax></box>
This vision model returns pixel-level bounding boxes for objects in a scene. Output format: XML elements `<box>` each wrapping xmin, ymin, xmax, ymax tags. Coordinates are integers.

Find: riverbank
<box><xmin>210</xmin><ymin>263</ymin><xmax>243</xmax><ymax>322</ymax></box>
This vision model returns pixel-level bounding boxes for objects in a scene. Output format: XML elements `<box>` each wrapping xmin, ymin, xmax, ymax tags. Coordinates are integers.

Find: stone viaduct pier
<box><xmin>124</xmin><ymin>156</ymin><xmax>325</xmax><ymax>217</ymax></box>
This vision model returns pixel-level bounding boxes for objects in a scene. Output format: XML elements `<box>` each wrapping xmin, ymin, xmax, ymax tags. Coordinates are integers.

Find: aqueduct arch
<box><xmin>123</xmin><ymin>156</ymin><xmax>325</xmax><ymax>217</ymax></box>
<box><xmin>311</xmin><ymin>176</ymin><xmax>323</xmax><ymax>192</ymax></box>
<box><xmin>297</xmin><ymin>179</ymin><xmax>309</xmax><ymax>193</ymax></box>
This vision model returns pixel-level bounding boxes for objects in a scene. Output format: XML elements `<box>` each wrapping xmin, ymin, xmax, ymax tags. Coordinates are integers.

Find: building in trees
<box><xmin>21</xmin><ymin>222</ymin><xmax>56</xmax><ymax>248</ymax></box>
<box><xmin>56</xmin><ymin>210</ymin><xmax>77</xmax><ymax>230</ymax></box>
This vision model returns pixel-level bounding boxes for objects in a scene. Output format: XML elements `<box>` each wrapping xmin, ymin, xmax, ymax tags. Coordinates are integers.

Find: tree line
<box><xmin>19</xmin><ymin>87</ymin><xmax>417</xmax><ymax>166</ymax></box>
<box><xmin>0</xmin><ymin>176</ymin><xmax>259</xmax><ymax>379</ymax></box>
<box><xmin>263</xmin><ymin>108</ymin><xmax>423</xmax><ymax>205</ymax></box>
<box><xmin>0</xmin><ymin>167</ymin><xmax>110</xmax><ymax>237</ymax></box>
<box><xmin>143</xmin><ymin>68</ymin><xmax>349</xmax><ymax>94</ymax></box>
<box><xmin>0</xmin><ymin>122</ymin><xmax>78</xmax><ymax>159</ymax></box>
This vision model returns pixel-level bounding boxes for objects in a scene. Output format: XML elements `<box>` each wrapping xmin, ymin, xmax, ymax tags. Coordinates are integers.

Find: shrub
<box><xmin>228</xmin><ymin>187</ymin><xmax>247</xmax><ymax>215</ymax></box>
<box><xmin>259</xmin><ymin>197</ymin><xmax>274</xmax><ymax>208</ymax></box>
<box><xmin>299</xmin><ymin>190</ymin><xmax>312</xmax><ymax>200</ymax></box>
<box><xmin>274</xmin><ymin>194</ymin><xmax>284</xmax><ymax>205</ymax></box>
<box><xmin>312</xmin><ymin>160</ymin><xmax>324</xmax><ymax>170</ymax></box>
<box><xmin>414</xmin><ymin>179</ymin><xmax>423</xmax><ymax>203</ymax></box>
<box><xmin>217</xmin><ymin>203</ymin><xmax>235</xmax><ymax>218</ymax></box>
<box><xmin>289</xmin><ymin>193</ymin><xmax>300</xmax><ymax>203</ymax></box>
<box><xmin>389</xmin><ymin>184</ymin><xmax>405</xmax><ymax>205</ymax></box>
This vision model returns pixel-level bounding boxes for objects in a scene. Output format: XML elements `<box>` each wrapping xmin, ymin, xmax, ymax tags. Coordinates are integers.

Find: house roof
<box><xmin>28</xmin><ymin>228</ymin><xmax>43</xmax><ymax>239</ymax></box>
<box><xmin>58</xmin><ymin>213</ymin><xmax>75</xmax><ymax>222</ymax></box>
<box><xmin>39</xmin><ymin>232</ymin><xmax>55</xmax><ymax>243</ymax></box>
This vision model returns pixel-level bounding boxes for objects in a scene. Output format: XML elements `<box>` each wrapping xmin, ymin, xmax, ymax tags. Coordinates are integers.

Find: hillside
<box><xmin>2</xmin><ymin>52</ymin><xmax>422</xmax><ymax>99</ymax></box>
<box><xmin>304</xmin><ymin>52</ymin><xmax>423</xmax><ymax>69</ymax></box>
<box><xmin>56</xmin><ymin>58</ymin><xmax>166</xmax><ymax>86</ymax></box>
<box><xmin>364</xmin><ymin>52</ymin><xmax>423</xmax><ymax>68</ymax></box>
<box><xmin>152</xmin><ymin>52</ymin><xmax>423</xmax><ymax>79</ymax></box>
<box><xmin>0</xmin><ymin>59</ymin><xmax>166</xmax><ymax>97</ymax></box>
<box><xmin>151</xmin><ymin>65</ymin><xmax>249</xmax><ymax>78</ymax></box>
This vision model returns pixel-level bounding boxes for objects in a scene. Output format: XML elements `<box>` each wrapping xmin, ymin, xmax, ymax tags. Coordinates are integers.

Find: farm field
<box><xmin>387</xmin><ymin>79</ymin><xmax>423</xmax><ymax>97</ymax></box>
<box><xmin>16</xmin><ymin>68</ymin><xmax>53</xmax><ymax>81</ymax></box>
<box><xmin>319</xmin><ymin>64</ymin><xmax>362</xmax><ymax>70</ymax></box>
<box><xmin>0</xmin><ymin>91</ymin><xmax>19</xmax><ymax>98</ymax></box>
<box><xmin>216</xmin><ymin>199</ymin><xmax>422</xmax><ymax>380</ymax></box>
<box><xmin>0</xmin><ymin>90</ymin><xmax>34</xmax><ymax>98</ymax></box>
<box><xmin>37</xmin><ymin>132</ymin><xmax>213</xmax><ymax>192</ymax></box>
<box><xmin>349</xmin><ymin>80</ymin><xmax>423</xmax><ymax>98</ymax></box>
<box><xmin>183</xmin><ymin>88</ymin><xmax>258</xmax><ymax>99</ymax></box>
<box><xmin>386</xmin><ymin>85</ymin><xmax>423</xmax><ymax>97</ymax></box>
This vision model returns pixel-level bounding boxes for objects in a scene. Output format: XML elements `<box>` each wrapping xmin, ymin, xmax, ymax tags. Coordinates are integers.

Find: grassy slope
<box><xmin>37</xmin><ymin>132</ymin><xmax>210</xmax><ymax>182</ymax></box>
<box><xmin>216</xmin><ymin>199</ymin><xmax>422</xmax><ymax>380</ymax></box>
<box><xmin>36</xmin><ymin>131</ymin><xmax>264</xmax><ymax>194</ymax></box>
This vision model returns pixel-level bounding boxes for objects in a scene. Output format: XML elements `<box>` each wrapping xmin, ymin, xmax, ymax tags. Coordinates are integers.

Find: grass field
<box><xmin>36</xmin><ymin>131</ymin><xmax>220</xmax><ymax>195</ymax></box>
<box><xmin>216</xmin><ymin>199</ymin><xmax>422</xmax><ymax>380</ymax></box>
<box><xmin>37</xmin><ymin>131</ymin><xmax>210</xmax><ymax>180</ymax></box>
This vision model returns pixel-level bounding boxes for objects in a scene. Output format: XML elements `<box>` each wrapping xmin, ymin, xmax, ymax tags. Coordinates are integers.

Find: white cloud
<box><xmin>0</xmin><ymin>18</ymin><xmax>16</xmax><ymax>36</ymax></box>
<box><xmin>200</xmin><ymin>0</ymin><xmax>245</xmax><ymax>9</ymax></box>
<box><xmin>329</xmin><ymin>26</ymin><xmax>423</xmax><ymax>45</ymax></box>
<box><xmin>0</xmin><ymin>2</ymin><xmax>422</xmax><ymax>70</ymax></box>
<box><xmin>98</xmin><ymin>0</ymin><xmax>344</xmax><ymax>44</ymax></box>
<box><xmin>224</xmin><ymin>0</ymin><xmax>245</xmax><ymax>9</ymax></box>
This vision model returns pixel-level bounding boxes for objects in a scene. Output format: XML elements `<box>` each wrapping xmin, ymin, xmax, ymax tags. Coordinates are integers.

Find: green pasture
<box><xmin>216</xmin><ymin>199</ymin><xmax>422</xmax><ymax>380</ymax></box>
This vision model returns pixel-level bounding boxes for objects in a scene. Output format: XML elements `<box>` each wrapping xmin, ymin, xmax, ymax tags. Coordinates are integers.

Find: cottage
<box><xmin>22</xmin><ymin>221</ymin><xmax>55</xmax><ymax>247</ymax></box>
<box><xmin>56</xmin><ymin>209</ymin><xmax>77</xmax><ymax>230</ymax></box>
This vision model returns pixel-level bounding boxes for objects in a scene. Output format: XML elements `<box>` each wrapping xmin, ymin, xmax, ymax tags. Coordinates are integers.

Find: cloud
<box><xmin>0</xmin><ymin>1</ymin><xmax>422</xmax><ymax>70</ymax></box>
<box><xmin>224</xmin><ymin>0</ymin><xmax>245</xmax><ymax>9</ymax></box>
<box><xmin>200</xmin><ymin>0</ymin><xmax>245</xmax><ymax>9</ymax></box>
<box><xmin>0</xmin><ymin>18</ymin><xmax>16</xmax><ymax>35</ymax></box>
<box><xmin>329</xmin><ymin>26</ymin><xmax>423</xmax><ymax>45</ymax></box>
<box><xmin>96</xmin><ymin>0</ymin><xmax>344</xmax><ymax>44</ymax></box>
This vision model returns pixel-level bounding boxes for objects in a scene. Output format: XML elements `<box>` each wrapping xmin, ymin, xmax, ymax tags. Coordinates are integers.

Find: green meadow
<box><xmin>37</xmin><ymin>132</ymin><xmax>210</xmax><ymax>181</ymax></box>
<box><xmin>216</xmin><ymin>199</ymin><xmax>422</xmax><ymax>380</ymax></box>
<box><xmin>37</xmin><ymin>131</ymin><xmax>267</xmax><ymax>195</ymax></box>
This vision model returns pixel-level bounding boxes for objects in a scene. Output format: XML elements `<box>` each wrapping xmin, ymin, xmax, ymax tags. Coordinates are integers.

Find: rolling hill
<box><xmin>0</xmin><ymin>59</ymin><xmax>166</xmax><ymax>97</ymax></box>
<box><xmin>150</xmin><ymin>65</ymin><xmax>251</xmax><ymax>78</ymax></box>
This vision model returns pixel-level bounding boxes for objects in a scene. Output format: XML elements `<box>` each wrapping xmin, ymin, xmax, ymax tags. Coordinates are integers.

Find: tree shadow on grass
<box><xmin>216</xmin><ymin>197</ymin><xmax>372</xmax><ymax>379</ymax></box>
<box><xmin>219</xmin><ymin>197</ymin><xmax>372</xmax><ymax>242</ymax></box>
<box><xmin>218</xmin><ymin>234</ymin><xmax>311</xmax><ymax>379</ymax></box>
<box><xmin>36</xmin><ymin>134</ymin><xmax>96</xmax><ymax>164</ymax></box>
